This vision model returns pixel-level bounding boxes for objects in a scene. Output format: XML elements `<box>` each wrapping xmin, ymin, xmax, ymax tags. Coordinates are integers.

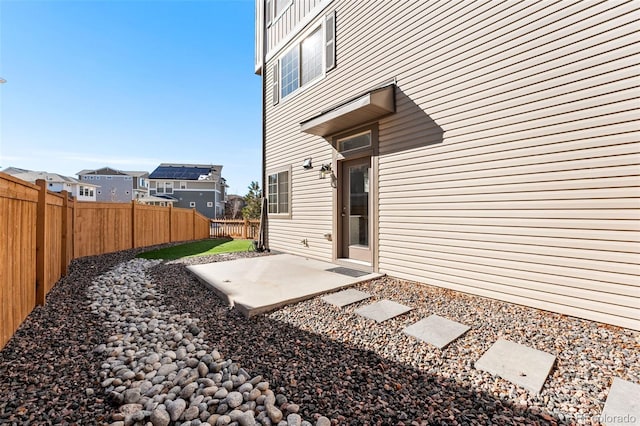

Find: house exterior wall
<box><xmin>81</xmin><ymin>175</ymin><xmax>133</xmax><ymax>202</ymax></box>
<box><xmin>149</xmin><ymin>180</ymin><xmax>221</xmax><ymax>218</ymax></box>
<box><xmin>172</xmin><ymin>190</ymin><xmax>219</xmax><ymax>218</ymax></box>
<box><xmin>260</xmin><ymin>0</ymin><xmax>640</xmax><ymax>330</ymax></box>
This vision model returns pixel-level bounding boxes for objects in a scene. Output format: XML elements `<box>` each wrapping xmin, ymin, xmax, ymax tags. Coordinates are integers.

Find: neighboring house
<box><xmin>148</xmin><ymin>163</ymin><xmax>225</xmax><ymax>218</ymax></box>
<box><xmin>255</xmin><ymin>1</ymin><xmax>639</xmax><ymax>330</ymax></box>
<box><xmin>77</xmin><ymin>167</ymin><xmax>149</xmax><ymax>203</ymax></box>
<box><xmin>2</xmin><ymin>167</ymin><xmax>98</xmax><ymax>201</ymax></box>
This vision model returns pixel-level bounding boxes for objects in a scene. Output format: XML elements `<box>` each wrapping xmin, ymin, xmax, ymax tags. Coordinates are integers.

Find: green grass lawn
<box><xmin>137</xmin><ymin>238</ymin><xmax>253</xmax><ymax>260</ymax></box>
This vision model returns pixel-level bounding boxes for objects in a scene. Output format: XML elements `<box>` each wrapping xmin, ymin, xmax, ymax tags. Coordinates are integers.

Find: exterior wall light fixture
<box><xmin>302</xmin><ymin>158</ymin><xmax>313</xmax><ymax>169</ymax></box>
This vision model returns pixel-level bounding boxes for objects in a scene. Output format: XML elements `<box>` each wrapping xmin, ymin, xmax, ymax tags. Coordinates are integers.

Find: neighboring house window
<box><xmin>95</xmin><ymin>176</ymin><xmax>100</xmax><ymax>180</ymax></box>
<box><xmin>189</xmin><ymin>202</ymin><xmax>196</xmax><ymax>208</ymax></box>
<box><xmin>267</xmin><ymin>168</ymin><xmax>290</xmax><ymax>215</ymax></box>
<box><xmin>207</xmin><ymin>201</ymin><xmax>213</xmax><ymax>208</ymax></box>
<box><xmin>124</xmin><ymin>176</ymin><xmax>132</xmax><ymax>181</ymax></box>
<box><xmin>106</xmin><ymin>176</ymin><xmax>113</xmax><ymax>180</ymax></box>
<box><xmin>89</xmin><ymin>188</ymin><xmax>94</xmax><ymax>197</ymax></box>
<box><xmin>180</xmin><ymin>181</ymin><xmax>187</xmax><ymax>189</ymax></box>
<box><xmin>276</xmin><ymin>13</ymin><xmax>336</xmax><ymax>101</ymax></box>
<box><xmin>157</xmin><ymin>182</ymin><xmax>173</xmax><ymax>194</ymax></box>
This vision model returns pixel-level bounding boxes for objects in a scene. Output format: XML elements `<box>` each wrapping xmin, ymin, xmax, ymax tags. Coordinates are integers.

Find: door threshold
<box><xmin>335</xmin><ymin>258</ymin><xmax>373</xmax><ymax>273</ymax></box>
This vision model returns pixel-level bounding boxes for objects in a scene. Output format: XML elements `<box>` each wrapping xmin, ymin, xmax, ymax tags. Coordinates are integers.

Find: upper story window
<box><xmin>273</xmin><ymin>11</ymin><xmax>336</xmax><ymax>105</ymax></box>
<box><xmin>266</xmin><ymin>0</ymin><xmax>292</xmax><ymax>26</ymax></box>
<box><xmin>281</xmin><ymin>47</ymin><xmax>300</xmax><ymax>99</ymax></box>
<box><xmin>156</xmin><ymin>181</ymin><xmax>173</xmax><ymax>194</ymax></box>
<box><xmin>301</xmin><ymin>28</ymin><xmax>322</xmax><ymax>85</ymax></box>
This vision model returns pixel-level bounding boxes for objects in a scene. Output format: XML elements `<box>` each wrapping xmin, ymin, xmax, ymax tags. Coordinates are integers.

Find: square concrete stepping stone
<box><xmin>601</xmin><ymin>378</ymin><xmax>640</xmax><ymax>425</ymax></box>
<box><xmin>403</xmin><ymin>315</ymin><xmax>470</xmax><ymax>349</ymax></box>
<box><xmin>475</xmin><ymin>338</ymin><xmax>556</xmax><ymax>394</ymax></box>
<box><xmin>355</xmin><ymin>299</ymin><xmax>413</xmax><ymax>323</ymax></box>
<box><xmin>321</xmin><ymin>289</ymin><xmax>371</xmax><ymax>307</ymax></box>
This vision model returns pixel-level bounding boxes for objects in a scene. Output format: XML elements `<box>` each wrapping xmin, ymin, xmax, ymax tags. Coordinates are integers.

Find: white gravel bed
<box><xmin>89</xmin><ymin>258</ymin><xmax>328</xmax><ymax>426</ymax></box>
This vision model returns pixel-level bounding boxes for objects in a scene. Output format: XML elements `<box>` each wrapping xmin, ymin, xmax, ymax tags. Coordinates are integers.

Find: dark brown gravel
<box><xmin>0</xmin><ymin>249</ymin><xmax>138</xmax><ymax>425</ymax></box>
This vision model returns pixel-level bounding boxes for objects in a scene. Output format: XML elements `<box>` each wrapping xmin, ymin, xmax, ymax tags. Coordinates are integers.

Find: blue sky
<box><xmin>0</xmin><ymin>0</ymin><xmax>261</xmax><ymax>196</ymax></box>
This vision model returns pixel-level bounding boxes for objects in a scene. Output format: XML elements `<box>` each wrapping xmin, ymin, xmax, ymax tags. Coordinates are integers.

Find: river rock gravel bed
<box><xmin>1</xmin><ymin>247</ymin><xmax>638</xmax><ymax>425</ymax></box>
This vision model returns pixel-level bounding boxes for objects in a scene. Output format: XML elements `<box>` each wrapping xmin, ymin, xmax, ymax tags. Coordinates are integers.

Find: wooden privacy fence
<box><xmin>210</xmin><ymin>219</ymin><xmax>260</xmax><ymax>239</ymax></box>
<box><xmin>0</xmin><ymin>173</ymin><xmax>210</xmax><ymax>349</ymax></box>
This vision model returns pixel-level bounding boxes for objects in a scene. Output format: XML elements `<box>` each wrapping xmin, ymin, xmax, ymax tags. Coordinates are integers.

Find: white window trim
<box><xmin>266</xmin><ymin>165</ymin><xmax>292</xmax><ymax>219</ymax></box>
<box><xmin>189</xmin><ymin>201</ymin><xmax>196</xmax><ymax>208</ymax></box>
<box><xmin>278</xmin><ymin>21</ymin><xmax>327</xmax><ymax>103</ymax></box>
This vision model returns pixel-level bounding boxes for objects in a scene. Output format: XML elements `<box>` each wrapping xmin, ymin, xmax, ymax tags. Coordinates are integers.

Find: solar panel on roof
<box><xmin>149</xmin><ymin>166</ymin><xmax>213</xmax><ymax>180</ymax></box>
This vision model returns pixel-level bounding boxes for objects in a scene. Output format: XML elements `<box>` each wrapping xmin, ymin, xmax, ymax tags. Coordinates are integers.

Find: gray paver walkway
<box><xmin>355</xmin><ymin>299</ymin><xmax>413</xmax><ymax>323</ymax></box>
<box><xmin>601</xmin><ymin>378</ymin><xmax>640</xmax><ymax>426</ymax></box>
<box><xmin>322</xmin><ymin>289</ymin><xmax>371</xmax><ymax>307</ymax></box>
<box><xmin>403</xmin><ymin>314</ymin><xmax>470</xmax><ymax>349</ymax></box>
<box><xmin>475</xmin><ymin>338</ymin><xmax>556</xmax><ymax>394</ymax></box>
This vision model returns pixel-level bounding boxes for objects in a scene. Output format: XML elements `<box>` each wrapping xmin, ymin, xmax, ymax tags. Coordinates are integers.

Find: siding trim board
<box><xmin>259</xmin><ymin>0</ymin><xmax>640</xmax><ymax>330</ymax></box>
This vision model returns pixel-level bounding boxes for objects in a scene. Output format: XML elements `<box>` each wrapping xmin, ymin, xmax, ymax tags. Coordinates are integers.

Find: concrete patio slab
<box><xmin>355</xmin><ymin>299</ymin><xmax>413</xmax><ymax>323</ymax></box>
<box><xmin>475</xmin><ymin>338</ymin><xmax>556</xmax><ymax>394</ymax></box>
<box><xmin>187</xmin><ymin>254</ymin><xmax>382</xmax><ymax>317</ymax></box>
<box><xmin>601</xmin><ymin>378</ymin><xmax>640</xmax><ymax>426</ymax></box>
<box><xmin>322</xmin><ymin>289</ymin><xmax>371</xmax><ymax>307</ymax></box>
<box><xmin>403</xmin><ymin>315</ymin><xmax>470</xmax><ymax>349</ymax></box>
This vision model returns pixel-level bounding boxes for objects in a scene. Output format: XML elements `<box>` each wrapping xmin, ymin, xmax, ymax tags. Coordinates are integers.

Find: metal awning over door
<box><xmin>300</xmin><ymin>83</ymin><xmax>396</xmax><ymax>137</ymax></box>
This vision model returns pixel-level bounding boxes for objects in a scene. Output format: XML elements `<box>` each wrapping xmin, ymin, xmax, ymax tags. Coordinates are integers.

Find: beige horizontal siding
<box><xmin>263</xmin><ymin>0</ymin><xmax>640</xmax><ymax>329</ymax></box>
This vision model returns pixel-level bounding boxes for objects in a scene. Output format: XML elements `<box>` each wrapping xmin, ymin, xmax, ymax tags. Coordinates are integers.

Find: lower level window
<box><xmin>189</xmin><ymin>202</ymin><xmax>196</xmax><ymax>207</ymax></box>
<box><xmin>267</xmin><ymin>169</ymin><xmax>289</xmax><ymax>215</ymax></box>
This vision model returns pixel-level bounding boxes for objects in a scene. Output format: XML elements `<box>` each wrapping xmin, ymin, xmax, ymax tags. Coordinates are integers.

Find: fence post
<box><xmin>192</xmin><ymin>208</ymin><xmax>196</xmax><ymax>240</ymax></box>
<box><xmin>242</xmin><ymin>219</ymin><xmax>248</xmax><ymax>239</ymax></box>
<box><xmin>131</xmin><ymin>200</ymin><xmax>137</xmax><ymax>249</ymax></box>
<box><xmin>169</xmin><ymin>204</ymin><xmax>174</xmax><ymax>242</ymax></box>
<box><xmin>70</xmin><ymin>195</ymin><xmax>76</xmax><ymax>261</ymax></box>
<box><xmin>35</xmin><ymin>179</ymin><xmax>47</xmax><ymax>305</ymax></box>
<box><xmin>60</xmin><ymin>190</ymin><xmax>69</xmax><ymax>276</ymax></box>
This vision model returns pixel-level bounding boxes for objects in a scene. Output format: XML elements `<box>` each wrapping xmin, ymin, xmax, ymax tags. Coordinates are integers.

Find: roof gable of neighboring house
<box><xmin>2</xmin><ymin>168</ymin><xmax>99</xmax><ymax>188</ymax></box>
<box><xmin>77</xmin><ymin>167</ymin><xmax>129</xmax><ymax>176</ymax></box>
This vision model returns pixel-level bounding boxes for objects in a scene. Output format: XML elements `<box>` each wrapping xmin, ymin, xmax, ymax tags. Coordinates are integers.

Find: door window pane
<box><xmin>349</xmin><ymin>164</ymin><xmax>369</xmax><ymax>247</ymax></box>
